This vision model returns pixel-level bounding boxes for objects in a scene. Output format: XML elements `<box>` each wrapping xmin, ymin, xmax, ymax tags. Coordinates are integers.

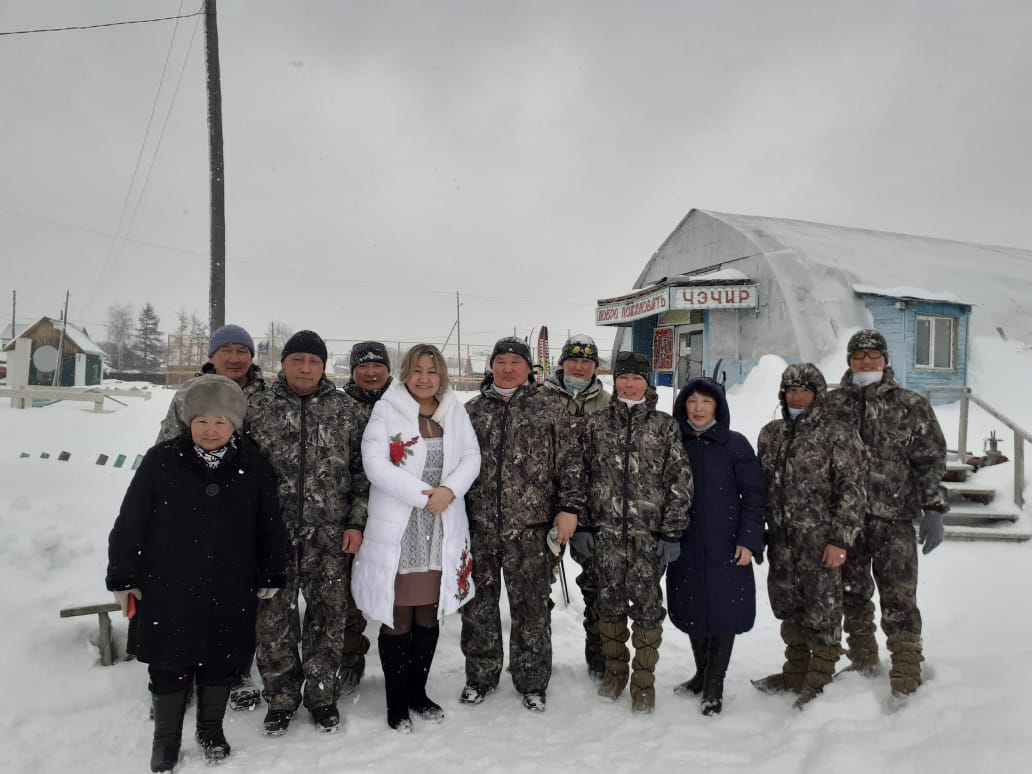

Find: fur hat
<box><xmin>281</xmin><ymin>330</ymin><xmax>328</xmax><ymax>364</ymax></box>
<box><xmin>490</xmin><ymin>336</ymin><xmax>533</xmax><ymax>369</ymax></box>
<box><xmin>350</xmin><ymin>341</ymin><xmax>390</xmax><ymax>370</ymax></box>
<box><xmin>182</xmin><ymin>374</ymin><xmax>246</xmax><ymax>430</ymax></box>
<box><xmin>208</xmin><ymin>324</ymin><xmax>255</xmax><ymax>358</ymax></box>
<box><xmin>846</xmin><ymin>328</ymin><xmax>888</xmax><ymax>362</ymax></box>
<box><xmin>558</xmin><ymin>334</ymin><xmax>600</xmax><ymax>366</ymax></box>
<box><xmin>613</xmin><ymin>350</ymin><xmax>651</xmax><ymax>380</ymax></box>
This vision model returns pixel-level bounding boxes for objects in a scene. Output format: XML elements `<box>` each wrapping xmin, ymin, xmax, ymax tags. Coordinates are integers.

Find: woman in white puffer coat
<box><xmin>352</xmin><ymin>344</ymin><xmax>481</xmax><ymax>733</ymax></box>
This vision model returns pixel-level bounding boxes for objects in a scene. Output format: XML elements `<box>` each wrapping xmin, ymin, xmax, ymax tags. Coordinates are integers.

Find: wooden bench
<box><xmin>60</xmin><ymin>602</ymin><xmax>121</xmax><ymax>665</ymax></box>
<box><xmin>0</xmin><ymin>387</ymin><xmax>151</xmax><ymax>413</ymax></box>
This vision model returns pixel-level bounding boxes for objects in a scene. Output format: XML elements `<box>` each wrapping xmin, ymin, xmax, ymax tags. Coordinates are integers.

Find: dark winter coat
<box><xmin>756</xmin><ymin>363</ymin><xmax>868</xmax><ymax>549</ymax></box>
<box><xmin>823</xmin><ymin>366</ymin><xmax>949</xmax><ymax>519</ymax></box>
<box><xmin>245</xmin><ymin>372</ymin><xmax>369</xmax><ymax>537</ymax></box>
<box><xmin>540</xmin><ymin>373</ymin><xmax>611</xmax><ymax>429</ymax></box>
<box><xmin>666</xmin><ymin>377</ymin><xmax>767</xmax><ymax>637</ymax></box>
<box><xmin>582</xmin><ymin>394</ymin><xmax>693</xmax><ymax>541</ymax></box>
<box><xmin>342</xmin><ymin>375</ymin><xmax>393</xmax><ymax>428</ymax></box>
<box><xmin>106</xmin><ymin>434</ymin><xmax>286</xmax><ymax>672</ymax></box>
<box><xmin>464</xmin><ymin>382</ymin><xmax>585</xmax><ymax>532</ymax></box>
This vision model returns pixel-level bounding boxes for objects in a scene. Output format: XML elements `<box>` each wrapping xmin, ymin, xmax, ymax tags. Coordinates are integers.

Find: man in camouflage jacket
<box><xmin>245</xmin><ymin>331</ymin><xmax>369</xmax><ymax>735</ymax></box>
<box><xmin>754</xmin><ymin>363</ymin><xmax>868</xmax><ymax>707</ymax></box>
<box><xmin>460</xmin><ymin>337</ymin><xmax>585</xmax><ymax>712</ymax></box>
<box><xmin>823</xmin><ymin>329</ymin><xmax>948</xmax><ymax>697</ymax></box>
<box><xmin>538</xmin><ymin>334</ymin><xmax>611</xmax><ymax>680</ymax></box>
<box><xmin>577</xmin><ymin>350</ymin><xmax>692</xmax><ymax>713</ymax></box>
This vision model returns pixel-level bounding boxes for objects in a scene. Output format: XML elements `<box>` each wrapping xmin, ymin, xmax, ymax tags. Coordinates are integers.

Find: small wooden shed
<box><xmin>2</xmin><ymin>317</ymin><xmax>104</xmax><ymax>386</ymax></box>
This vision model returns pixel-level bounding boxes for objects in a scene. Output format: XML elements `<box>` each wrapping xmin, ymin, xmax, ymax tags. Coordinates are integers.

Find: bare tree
<box><xmin>261</xmin><ymin>320</ymin><xmax>292</xmax><ymax>371</ymax></box>
<box><xmin>104</xmin><ymin>302</ymin><xmax>135</xmax><ymax>370</ymax></box>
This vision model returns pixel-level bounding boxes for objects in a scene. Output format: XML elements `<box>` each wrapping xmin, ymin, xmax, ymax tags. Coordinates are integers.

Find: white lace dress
<box><xmin>394</xmin><ymin>435</ymin><xmax>445</xmax><ymax>605</ymax></box>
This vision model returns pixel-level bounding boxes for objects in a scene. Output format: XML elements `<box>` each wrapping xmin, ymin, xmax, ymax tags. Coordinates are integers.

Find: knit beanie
<box><xmin>281</xmin><ymin>330</ymin><xmax>328</xmax><ymax>364</ymax></box>
<box><xmin>208</xmin><ymin>324</ymin><xmax>255</xmax><ymax>358</ymax></box>
<box><xmin>182</xmin><ymin>374</ymin><xmax>247</xmax><ymax>430</ymax></box>
<box><xmin>613</xmin><ymin>351</ymin><xmax>651</xmax><ymax>380</ymax></box>
<box><xmin>558</xmin><ymin>334</ymin><xmax>600</xmax><ymax>366</ymax></box>
<box><xmin>350</xmin><ymin>341</ymin><xmax>390</xmax><ymax>370</ymax></box>
<box><xmin>490</xmin><ymin>336</ymin><xmax>533</xmax><ymax>369</ymax></box>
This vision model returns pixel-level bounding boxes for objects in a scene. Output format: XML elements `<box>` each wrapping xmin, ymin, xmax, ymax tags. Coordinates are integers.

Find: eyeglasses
<box><xmin>616</xmin><ymin>351</ymin><xmax>649</xmax><ymax>364</ymax></box>
<box><xmin>849</xmin><ymin>349</ymin><xmax>885</xmax><ymax>361</ymax></box>
<box><xmin>568</xmin><ymin>344</ymin><xmax>597</xmax><ymax>357</ymax></box>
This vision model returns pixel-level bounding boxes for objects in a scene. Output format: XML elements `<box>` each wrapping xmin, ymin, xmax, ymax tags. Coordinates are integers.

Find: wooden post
<box><xmin>1015</xmin><ymin>438</ymin><xmax>1025</xmax><ymax>509</ymax></box>
<box><xmin>205</xmin><ymin>0</ymin><xmax>226</xmax><ymax>332</ymax></box>
<box><xmin>98</xmin><ymin>610</ymin><xmax>115</xmax><ymax>666</ymax></box>
<box><xmin>957</xmin><ymin>389</ymin><xmax>969</xmax><ymax>460</ymax></box>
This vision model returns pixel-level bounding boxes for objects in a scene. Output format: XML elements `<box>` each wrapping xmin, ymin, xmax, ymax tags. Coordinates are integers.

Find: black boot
<box><xmin>701</xmin><ymin>635</ymin><xmax>735</xmax><ymax>716</ymax></box>
<box><xmin>378</xmin><ymin>632</ymin><xmax>413</xmax><ymax>732</ymax></box>
<box><xmin>195</xmin><ymin>684</ymin><xmax>231</xmax><ymax>764</ymax></box>
<box><xmin>674</xmin><ymin>635</ymin><xmax>709</xmax><ymax>696</ymax></box>
<box><xmin>150</xmin><ymin>688</ymin><xmax>189</xmax><ymax>773</ymax></box>
<box><xmin>409</xmin><ymin>624</ymin><xmax>444</xmax><ymax>722</ymax></box>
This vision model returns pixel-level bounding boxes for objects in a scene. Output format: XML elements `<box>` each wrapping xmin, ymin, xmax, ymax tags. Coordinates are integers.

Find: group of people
<box><xmin>105</xmin><ymin>324</ymin><xmax>948</xmax><ymax>773</ymax></box>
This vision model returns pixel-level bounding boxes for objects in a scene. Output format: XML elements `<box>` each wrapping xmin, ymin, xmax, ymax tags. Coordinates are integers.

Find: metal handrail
<box><xmin>923</xmin><ymin>386</ymin><xmax>1030</xmax><ymax>508</ymax></box>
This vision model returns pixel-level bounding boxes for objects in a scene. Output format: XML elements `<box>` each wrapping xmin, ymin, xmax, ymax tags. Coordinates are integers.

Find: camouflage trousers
<box><xmin>256</xmin><ymin>527</ymin><xmax>349</xmax><ymax>711</ymax></box>
<box><xmin>594</xmin><ymin>531</ymin><xmax>666</xmax><ymax>628</ymax></box>
<box><xmin>569</xmin><ymin>541</ymin><xmax>601</xmax><ymax>655</ymax></box>
<box><xmin>842</xmin><ymin>516</ymin><xmax>922</xmax><ymax>637</ymax></box>
<box><xmin>461</xmin><ymin>526</ymin><xmax>552</xmax><ymax>695</ymax></box>
<box><xmin>766</xmin><ymin>527</ymin><xmax>843</xmax><ymax>645</ymax></box>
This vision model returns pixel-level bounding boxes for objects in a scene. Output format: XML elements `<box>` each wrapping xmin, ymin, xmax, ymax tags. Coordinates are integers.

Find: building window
<box><xmin>915</xmin><ymin>315</ymin><xmax>955</xmax><ymax>370</ymax></box>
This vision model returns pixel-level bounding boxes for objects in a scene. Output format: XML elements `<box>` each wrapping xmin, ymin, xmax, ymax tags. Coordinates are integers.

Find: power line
<box><xmin>0</xmin><ymin>8</ymin><xmax>204</xmax><ymax>36</ymax></box>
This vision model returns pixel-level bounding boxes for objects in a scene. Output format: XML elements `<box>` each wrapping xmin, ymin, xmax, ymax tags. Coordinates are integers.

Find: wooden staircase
<box><xmin>942</xmin><ymin>459</ymin><xmax>1030</xmax><ymax>542</ymax></box>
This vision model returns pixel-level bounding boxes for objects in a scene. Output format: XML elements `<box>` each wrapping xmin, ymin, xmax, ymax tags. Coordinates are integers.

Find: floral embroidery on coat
<box><xmin>389</xmin><ymin>434</ymin><xmax>419</xmax><ymax>465</ymax></box>
<box><xmin>455</xmin><ymin>542</ymin><xmax>473</xmax><ymax>601</ymax></box>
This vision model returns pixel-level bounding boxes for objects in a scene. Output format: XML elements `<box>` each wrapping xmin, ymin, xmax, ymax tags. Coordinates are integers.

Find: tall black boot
<box><xmin>150</xmin><ymin>688</ymin><xmax>189</xmax><ymax>773</ymax></box>
<box><xmin>409</xmin><ymin>624</ymin><xmax>444</xmax><ymax>722</ymax></box>
<box><xmin>701</xmin><ymin>635</ymin><xmax>735</xmax><ymax>716</ymax></box>
<box><xmin>195</xmin><ymin>684</ymin><xmax>231</xmax><ymax>764</ymax></box>
<box><xmin>674</xmin><ymin>635</ymin><xmax>710</xmax><ymax>696</ymax></box>
<box><xmin>378</xmin><ymin>632</ymin><xmax>413</xmax><ymax>733</ymax></box>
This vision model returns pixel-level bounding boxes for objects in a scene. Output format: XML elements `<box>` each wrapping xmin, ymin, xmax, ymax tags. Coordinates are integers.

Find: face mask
<box><xmin>562</xmin><ymin>374</ymin><xmax>591</xmax><ymax>394</ymax></box>
<box><xmin>619</xmin><ymin>396</ymin><xmax>646</xmax><ymax>407</ymax></box>
<box><xmin>689</xmin><ymin>419</ymin><xmax>717</xmax><ymax>433</ymax></box>
<box><xmin>787</xmin><ymin>407</ymin><xmax>806</xmax><ymax>420</ymax></box>
<box><xmin>851</xmin><ymin>370</ymin><xmax>883</xmax><ymax>388</ymax></box>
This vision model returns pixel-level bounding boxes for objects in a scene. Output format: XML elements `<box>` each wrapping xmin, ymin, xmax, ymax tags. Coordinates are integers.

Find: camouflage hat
<box><xmin>846</xmin><ymin>329</ymin><xmax>888</xmax><ymax>363</ymax></box>
<box><xmin>350</xmin><ymin>340</ymin><xmax>390</xmax><ymax>370</ymax></box>
<box><xmin>613</xmin><ymin>351</ymin><xmax>651</xmax><ymax>380</ymax></box>
<box><xmin>780</xmin><ymin>363</ymin><xmax>826</xmax><ymax>395</ymax></box>
<box><xmin>490</xmin><ymin>336</ymin><xmax>533</xmax><ymax>369</ymax></box>
<box><xmin>559</xmin><ymin>334</ymin><xmax>600</xmax><ymax>365</ymax></box>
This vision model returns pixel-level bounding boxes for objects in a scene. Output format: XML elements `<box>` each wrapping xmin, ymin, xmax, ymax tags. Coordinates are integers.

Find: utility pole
<box><xmin>52</xmin><ymin>291</ymin><xmax>69</xmax><ymax>387</ymax></box>
<box><xmin>10</xmin><ymin>290</ymin><xmax>14</xmax><ymax>339</ymax></box>
<box><xmin>205</xmin><ymin>0</ymin><xmax>226</xmax><ymax>331</ymax></box>
<box><xmin>455</xmin><ymin>291</ymin><xmax>462</xmax><ymax>378</ymax></box>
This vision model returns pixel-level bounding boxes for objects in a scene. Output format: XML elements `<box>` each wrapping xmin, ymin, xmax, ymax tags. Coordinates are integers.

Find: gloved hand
<box><xmin>113</xmin><ymin>588</ymin><xmax>142</xmax><ymax>618</ymax></box>
<box><xmin>257</xmin><ymin>587</ymin><xmax>280</xmax><ymax>600</ymax></box>
<box><xmin>569</xmin><ymin>531</ymin><xmax>595</xmax><ymax>559</ymax></box>
<box><xmin>656</xmin><ymin>539</ymin><xmax>681</xmax><ymax>564</ymax></box>
<box><xmin>918</xmin><ymin>511</ymin><xmax>944</xmax><ymax>555</ymax></box>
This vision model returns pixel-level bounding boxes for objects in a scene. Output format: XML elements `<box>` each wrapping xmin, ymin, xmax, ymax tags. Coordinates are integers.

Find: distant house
<box><xmin>597</xmin><ymin>209</ymin><xmax>1031</xmax><ymax>403</ymax></box>
<box><xmin>2</xmin><ymin>317</ymin><xmax>104</xmax><ymax>386</ymax></box>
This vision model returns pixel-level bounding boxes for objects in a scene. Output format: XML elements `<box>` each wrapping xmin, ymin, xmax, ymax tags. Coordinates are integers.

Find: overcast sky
<box><xmin>2</xmin><ymin>0</ymin><xmax>1030</xmax><ymax>359</ymax></box>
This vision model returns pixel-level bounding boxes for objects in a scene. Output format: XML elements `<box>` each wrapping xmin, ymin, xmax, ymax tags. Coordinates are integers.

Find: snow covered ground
<box><xmin>2</xmin><ymin>356</ymin><xmax>1031</xmax><ymax>773</ymax></box>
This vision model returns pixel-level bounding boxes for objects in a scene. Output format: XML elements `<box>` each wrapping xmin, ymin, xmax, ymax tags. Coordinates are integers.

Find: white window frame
<box><xmin>915</xmin><ymin>314</ymin><xmax>956</xmax><ymax>371</ymax></box>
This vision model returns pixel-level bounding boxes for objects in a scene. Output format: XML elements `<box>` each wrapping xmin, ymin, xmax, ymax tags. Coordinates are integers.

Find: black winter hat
<box><xmin>281</xmin><ymin>330</ymin><xmax>328</xmax><ymax>364</ymax></box>
<box><xmin>490</xmin><ymin>336</ymin><xmax>533</xmax><ymax>369</ymax></box>
<box><xmin>558</xmin><ymin>334</ymin><xmax>600</xmax><ymax>366</ymax></box>
<box><xmin>350</xmin><ymin>341</ymin><xmax>390</xmax><ymax>370</ymax></box>
<box><xmin>846</xmin><ymin>329</ymin><xmax>888</xmax><ymax>362</ymax></box>
<box><xmin>613</xmin><ymin>351</ymin><xmax>651</xmax><ymax>380</ymax></box>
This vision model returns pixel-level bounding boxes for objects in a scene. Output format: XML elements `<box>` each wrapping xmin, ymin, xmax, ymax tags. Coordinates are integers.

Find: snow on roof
<box><xmin>852</xmin><ymin>284</ymin><xmax>967</xmax><ymax>305</ymax></box>
<box><xmin>683</xmin><ymin>268</ymin><xmax>751</xmax><ymax>282</ymax></box>
<box><xmin>2</xmin><ymin>317</ymin><xmax>105</xmax><ymax>356</ymax></box>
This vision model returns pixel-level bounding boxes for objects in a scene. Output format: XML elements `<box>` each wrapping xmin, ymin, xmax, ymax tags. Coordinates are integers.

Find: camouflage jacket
<box><xmin>582</xmin><ymin>396</ymin><xmax>693</xmax><ymax>541</ymax></box>
<box><xmin>245</xmin><ymin>371</ymin><xmax>369</xmax><ymax>535</ymax></box>
<box><xmin>156</xmin><ymin>362</ymin><xmax>266</xmax><ymax>444</ymax></box>
<box><xmin>464</xmin><ymin>382</ymin><xmax>585</xmax><ymax>531</ymax></box>
<box><xmin>824</xmin><ymin>366</ymin><xmax>948</xmax><ymax>520</ymax></box>
<box><xmin>757</xmin><ymin>364</ymin><xmax>868</xmax><ymax>548</ymax></box>
<box><xmin>539</xmin><ymin>374</ymin><xmax>611</xmax><ymax>430</ymax></box>
<box><xmin>342</xmin><ymin>376</ymin><xmax>393</xmax><ymax>429</ymax></box>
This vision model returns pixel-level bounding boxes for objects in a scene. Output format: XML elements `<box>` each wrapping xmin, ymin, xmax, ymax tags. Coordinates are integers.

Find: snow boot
<box><xmin>378</xmin><ymin>631</ymin><xmax>413</xmax><ymax>732</ymax></box>
<box><xmin>793</xmin><ymin>636</ymin><xmax>841</xmax><ymax>709</ymax></box>
<box><xmin>752</xmin><ymin>620</ymin><xmax>810</xmax><ymax>694</ymax></box>
<box><xmin>228</xmin><ymin>668</ymin><xmax>261</xmax><ymax>712</ymax></box>
<box><xmin>674</xmin><ymin>635</ymin><xmax>708</xmax><ymax>696</ymax></box>
<box><xmin>843</xmin><ymin>601</ymin><xmax>881</xmax><ymax>676</ymax></box>
<box><xmin>150</xmin><ymin>687</ymin><xmax>189</xmax><ymax>773</ymax></box>
<box><xmin>194</xmin><ymin>684</ymin><xmax>231</xmax><ymax>763</ymax></box>
<box><xmin>597</xmin><ymin>619</ymin><xmax>631</xmax><ymax>701</ymax></box>
<box><xmin>629</xmin><ymin>623</ymin><xmax>661</xmax><ymax>714</ymax></box>
<box><xmin>409</xmin><ymin>624</ymin><xmax>444</xmax><ymax>722</ymax></box>
<box><xmin>886</xmin><ymin>632</ymin><xmax>924</xmax><ymax>696</ymax></box>
<box><xmin>701</xmin><ymin>635</ymin><xmax>735</xmax><ymax>716</ymax></box>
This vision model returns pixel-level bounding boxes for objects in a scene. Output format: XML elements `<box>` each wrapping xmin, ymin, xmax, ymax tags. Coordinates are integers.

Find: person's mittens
<box><xmin>257</xmin><ymin>588</ymin><xmax>279</xmax><ymax>600</ymax></box>
<box><xmin>113</xmin><ymin>588</ymin><xmax>142</xmax><ymax>617</ymax></box>
<box><xmin>569</xmin><ymin>531</ymin><xmax>595</xmax><ymax>559</ymax></box>
<box><xmin>918</xmin><ymin>511</ymin><xmax>945</xmax><ymax>555</ymax></box>
<box><xmin>655</xmin><ymin>538</ymin><xmax>681</xmax><ymax>564</ymax></box>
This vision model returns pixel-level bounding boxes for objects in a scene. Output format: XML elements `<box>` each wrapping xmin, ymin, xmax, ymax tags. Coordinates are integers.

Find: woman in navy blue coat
<box><xmin>666</xmin><ymin>377</ymin><xmax>766</xmax><ymax>715</ymax></box>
